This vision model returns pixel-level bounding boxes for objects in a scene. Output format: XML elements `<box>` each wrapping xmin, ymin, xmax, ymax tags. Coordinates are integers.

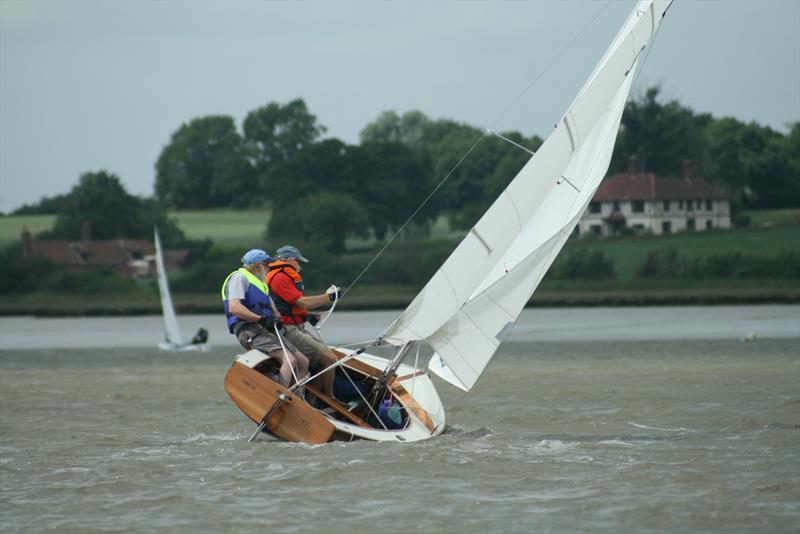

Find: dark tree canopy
<box><xmin>50</xmin><ymin>170</ymin><xmax>183</xmax><ymax>243</ymax></box>
<box><xmin>243</xmin><ymin>99</ymin><xmax>326</xmax><ymax>190</ymax></box>
<box><xmin>360</xmin><ymin>111</ymin><xmax>541</xmax><ymax>229</ymax></box>
<box><xmin>269</xmin><ymin>192</ymin><xmax>368</xmax><ymax>254</ymax></box>
<box><xmin>610</xmin><ymin>86</ymin><xmax>712</xmax><ymax>178</ymax></box>
<box><xmin>351</xmin><ymin>141</ymin><xmax>435</xmax><ymax>239</ymax></box>
<box><xmin>360</xmin><ymin>110</ymin><xmax>431</xmax><ymax>150</ymax></box>
<box><xmin>155</xmin><ymin>115</ymin><xmax>253</xmax><ymax>209</ymax></box>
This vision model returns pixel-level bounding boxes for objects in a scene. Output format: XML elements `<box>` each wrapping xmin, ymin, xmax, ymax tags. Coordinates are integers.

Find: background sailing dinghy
<box><xmin>154</xmin><ymin>229</ymin><xmax>210</xmax><ymax>352</ymax></box>
<box><xmin>225</xmin><ymin>0</ymin><xmax>672</xmax><ymax>444</ymax></box>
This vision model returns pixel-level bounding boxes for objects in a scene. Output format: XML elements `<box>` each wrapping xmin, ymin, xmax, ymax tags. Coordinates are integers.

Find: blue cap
<box><xmin>241</xmin><ymin>249</ymin><xmax>272</xmax><ymax>266</ymax></box>
<box><xmin>276</xmin><ymin>245</ymin><xmax>309</xmax><ymax>263</ymax></box>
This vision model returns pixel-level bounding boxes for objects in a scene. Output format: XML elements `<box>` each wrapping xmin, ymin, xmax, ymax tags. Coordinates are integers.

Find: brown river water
<box><xmin>1</xmin><ymin>306</ymin><xmax>798</xmax><ymax>533</ymax></box>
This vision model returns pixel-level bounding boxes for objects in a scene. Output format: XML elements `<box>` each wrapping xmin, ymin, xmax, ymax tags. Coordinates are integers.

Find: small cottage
<box><xmin>577</xmin><ymin>161</ymin><xmax>730</xmax><ymax>237</ymax></box>
<box><xmin>20</xmin><ymin>224</ymin><xmax>155</xmax><ymax>276</ymax></box>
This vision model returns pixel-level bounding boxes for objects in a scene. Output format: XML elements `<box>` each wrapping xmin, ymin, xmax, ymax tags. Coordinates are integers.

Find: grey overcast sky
<box><xmin>1</xmin><ymin>0</ymin><xmax>798</xmax><ymax>213</ymax></box>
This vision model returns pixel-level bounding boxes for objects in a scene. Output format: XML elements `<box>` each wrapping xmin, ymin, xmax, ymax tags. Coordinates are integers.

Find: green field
<box><xmin>0</xmin><ymin>210</ymin><xmax>272</xmax><ymax>247</ymax></box>
<box><xmin>170</xmin><ymin>209</ymin><xmax>272</xmax><ymax>246</ymax></box>
<box><xmin>566</xmin><ymin>226</ymin><xmax>800</xmax><ymax>279</ymax></box>
<box><xmin>742</xmin><ymin>208</ymin><xmax>800</xmax><ymax>228</ymax></box>
<box><xmin>0</xmin><ymin>214</ymin><xmax>56</xmax><ymax>245</ymax></box>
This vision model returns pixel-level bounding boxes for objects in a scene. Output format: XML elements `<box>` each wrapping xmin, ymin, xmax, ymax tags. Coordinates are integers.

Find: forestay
<box><xmin>384</xmin><ymin>0</ymin><xmax>672</xmax><ymax>391</ymax></box>
<box><xmin>155</xmin><ymin>229</ymin><xmax>184</xmax><ymax>346</ymax></box>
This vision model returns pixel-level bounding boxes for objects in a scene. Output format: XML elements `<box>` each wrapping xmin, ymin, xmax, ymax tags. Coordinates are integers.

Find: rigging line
<box><xmin>339</xmin><ymin>366</ymin><xmax>389</xmax><ymax>431</ymax></box>
<box><xmin>487</xmin><ymin>129</ymin><xmax>536</xmax><ymax>156</ymax></box>
<box><xmin>487</xmin><ymin>0</ymin><xmax>613</xmax><ymax>131</ymax></box>
<box><xmin>343</xmin><ymin>132</ymin><xmax>488</xmax><ymax>297</ymax></box>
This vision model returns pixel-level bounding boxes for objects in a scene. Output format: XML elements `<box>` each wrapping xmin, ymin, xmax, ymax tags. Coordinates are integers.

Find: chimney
<box><xmin>81</xmin><ymin>222</ymin><xmax>92</xmax><ymax>242</ymax></box>
<box><xmin>682</xmin><ymin>159</ymin><xmax>693</xmax><ymax>178</ymax></box>
<box><xmin>21</xmin><ymin>227</ymin><xmax>32</xmax><ymax>258</ymax></box>
<box><xmin>628</xmin><ymin>155</ymin><xmax>639</xmax><ymax>173</ymax></box>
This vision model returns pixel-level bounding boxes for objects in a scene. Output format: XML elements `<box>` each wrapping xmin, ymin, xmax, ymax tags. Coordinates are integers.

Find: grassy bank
<box><xmin>2</xmin><ymin>279</ymin><xmax>797</xmax><ymax>317</ymax></box>
<box><xmin>2</xmin><ymin>209</ymin><xmax>797</xmax><ymax>316</ymax></box>
<box><xmin>565</xmin><ymin>226</ymin><xmax>799</xmax><ymax>279</ymax></box>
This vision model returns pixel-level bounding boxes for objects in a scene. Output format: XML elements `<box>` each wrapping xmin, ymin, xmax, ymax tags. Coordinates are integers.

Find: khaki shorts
<box><xmin>283</xmin><ymin>323</ymin><xmax>331</xmax><ymax>369</ymax></box>
<box><xmin>235</xmin><ymin>322</ymin><xmax>297</xmax><ymax>357</ymax></box>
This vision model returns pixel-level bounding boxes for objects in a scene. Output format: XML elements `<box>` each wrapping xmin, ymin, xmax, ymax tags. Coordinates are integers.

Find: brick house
<box><xmin>577</xmin><ymin>161</ymin><xmax>731</xmax><ymax>237</ymax></box>
<box><xmin>20</xmin><ymin>224</ymin><xmax>155</xmax><ymax>276</ymax></box>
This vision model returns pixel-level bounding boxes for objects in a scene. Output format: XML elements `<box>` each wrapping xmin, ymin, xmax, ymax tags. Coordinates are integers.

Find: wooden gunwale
<box><xmin>304</xmin><ymin>384</ymin><xmax>371</xmax><ymax>428</ymax></box>
<box><xmin>389</xmin><ymin>378</ymin><xmax>435</xmax><ymax>431</ymax></box>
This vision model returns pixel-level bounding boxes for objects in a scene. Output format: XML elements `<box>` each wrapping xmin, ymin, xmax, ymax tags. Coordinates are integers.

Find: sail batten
<box><xmin>385</xmin><ymin>0</ymin><xmax>670</xmax><ymax>390</ymax></box>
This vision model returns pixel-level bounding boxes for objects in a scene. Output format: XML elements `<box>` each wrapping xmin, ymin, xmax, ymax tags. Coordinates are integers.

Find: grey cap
<box><xmin>276</xmin><ymin>245</ymin><xmax>309</xmax><ymax>263</ymax></box>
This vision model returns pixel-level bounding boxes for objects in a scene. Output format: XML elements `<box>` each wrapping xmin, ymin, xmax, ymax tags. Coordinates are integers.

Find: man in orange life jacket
<box><xmin>266</xmin><ymin>245</ymin><xmax>340</xmax><ymax>399</ymax></box>
<box><xmin>222</xmin><ymin>248</ymin><xmax>309</xmax><ymax>388</ymax></box>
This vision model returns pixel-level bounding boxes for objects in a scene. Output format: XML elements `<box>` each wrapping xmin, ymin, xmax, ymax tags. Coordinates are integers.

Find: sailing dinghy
<box><xmin>225</xmin><ymin>0</ymin><xmax>671</xmax><ymax>443</ymax></box>
<box><xmin>154</xmin><ymin>228</ymin><xmax>210</xmax><ymax>352</ymax></box>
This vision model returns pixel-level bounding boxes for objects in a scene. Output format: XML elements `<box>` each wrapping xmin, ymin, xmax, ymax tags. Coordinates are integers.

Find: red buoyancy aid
<box><xmin>265</xmin><ymin>261</ymin><xmax>308</xmax><ymax>325</ymax></box>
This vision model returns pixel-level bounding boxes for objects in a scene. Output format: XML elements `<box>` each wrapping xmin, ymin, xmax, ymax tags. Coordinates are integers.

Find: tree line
<box><xmin>10</xmin><ymin>87</ymin><xmax>799</xmax><ymax>252</ymax></box>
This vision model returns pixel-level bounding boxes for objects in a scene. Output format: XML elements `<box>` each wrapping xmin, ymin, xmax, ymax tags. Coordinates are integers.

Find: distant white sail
<box><xmin>155</xmin><ymin>228</ymin><xmax>183</xmax><ymax>346</ymax></box>
<box><xmin>384</xmin><ymin>0</ymin><xmax>671</xmax><ymax>391</ymax></box>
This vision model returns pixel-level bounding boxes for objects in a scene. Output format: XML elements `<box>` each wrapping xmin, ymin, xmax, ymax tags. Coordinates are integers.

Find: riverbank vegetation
<box><xmin>1</xmin><ymin>220</ymin><xmax>797</xmax><ymax>316</ymax></box>
<box><xmin>1</xmin><ymin>87</ymin><xmax>797</xmax><ymax>315</ymax></box>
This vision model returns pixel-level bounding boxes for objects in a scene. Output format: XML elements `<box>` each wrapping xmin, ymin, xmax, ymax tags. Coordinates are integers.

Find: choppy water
<box><xmin>1</xmin><ymin>308</ymin><xmax>799</xmax><ymax>532</ymax></box>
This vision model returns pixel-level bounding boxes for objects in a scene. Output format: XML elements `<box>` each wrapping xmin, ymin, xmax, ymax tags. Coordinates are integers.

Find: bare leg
<box><xmin>268</xmin><ymin>349</ymin><xmax>294</xmax><ymax>388</ymax></box>
<box><xmin>317</xmin><ymin>349</ymin><xmax>337</xmax><ymax>399</ymax></box>
<box><xmin>292</xmin><ymin>351</ymin><xmax>310</xmax><ymax>382</ymax></box>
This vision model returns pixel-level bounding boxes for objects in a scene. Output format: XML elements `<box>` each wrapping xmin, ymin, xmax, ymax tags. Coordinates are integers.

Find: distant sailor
<box><xmin>266</xmin><ymin>245</ymin><xmax>341</xmax><ymax>400</ymax></box>
<box><xmin>222</xmin><ymin>248</ymin><xmax>309</xmax><ymax>388</ymax></box>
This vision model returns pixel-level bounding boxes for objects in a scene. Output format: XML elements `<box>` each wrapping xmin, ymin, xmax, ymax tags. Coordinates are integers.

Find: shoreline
<box><xmin>2</xmin><ymin>305</ymin><xmax>798</xmax><ymax>350</ymax></box>
<box><xmin>1</xmin><ymin>287</ymin><xmax>798</xmax><ymax>317</ymax></box>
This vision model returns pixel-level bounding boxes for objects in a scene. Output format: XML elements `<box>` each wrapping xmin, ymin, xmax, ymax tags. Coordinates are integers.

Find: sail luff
<box><xmin>425</xmin><ymin>78</ymin><xmax>631</xmax><ymax>391</ymax></box>
<box><xmin>154</xmin><ymin>229</ymin><xmax>184</xmax><ymax>346</ymax></box>
<box><xmin>384</xmin><ymin>0</ymin><xmax>670</xmax><ymax>390</ymax></box>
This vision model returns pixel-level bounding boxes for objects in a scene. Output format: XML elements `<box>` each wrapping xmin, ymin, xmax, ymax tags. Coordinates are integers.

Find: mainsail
<box><xmin>154</xmin><ymin>228</ymin><xmax>184</xmax><ymax>347</ymax></box>
<box><xmin>384</xmin><ymin>0</ymin><xmax>671</xmax><ymax>391</ymax></box>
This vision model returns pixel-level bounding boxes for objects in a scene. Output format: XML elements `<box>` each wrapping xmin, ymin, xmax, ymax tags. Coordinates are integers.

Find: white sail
<box><xmin>384</xmin><ymin>0</ymin><xmax>671</xmax><ymax>391</ymax></box>
<box><xmin>154</xmin><ymin>228</ymin><xmax>184</xmax><ymax>347</ymax></box>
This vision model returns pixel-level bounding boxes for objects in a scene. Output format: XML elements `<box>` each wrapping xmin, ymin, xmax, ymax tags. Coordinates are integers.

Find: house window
<box><xmin>706</xmin><ymin>200</ymin><xmax>712</xmax><ymax>211</ymax></box>
<box><xmin>663</xmin><ymin>200</ymin><xmax>670</xmax><ymax>211</ymax></box>
<box><xmin>612</xmin><ymin>201</ymin><xmax>621</xmax><ymax>212</ymax></box>
<box><xmin>706</xmin><ymin>220</ymin><xmax>713</xmax><ymax>229</ymax></box>
<box><xmin>679</xmin><ymin>200</ymin><xmax>685</xmax><ymax>210</ymax></box>
<box><xmin>662</xmin><ymin>221</ymin><xmax>671</xmax><ymax>234</ymax></box>
<box><xmin>632</xmin><ymin>201</ymin><xmax>644</xmax><ymax>213</ymax></box>
<box><xmin>687</xmin><ymin>219</ymin><xmax>696</xmax><ymax>231</ymax></box>
<box><xmin>687</xmin><ymin>201</ymin><xmax>694</xmax><ymax>211</ymax></box>
<box><xmin>591</xmin><ymin>225</ymin><xmax>602</xmax><ymax>236</ymax></box>
<box><xmin>632</xmin><ymin>224</ymin><xmax>645</xmax><ymax>233</ymax></box>
<box><xmin>589</xmin><ymin>202</ymin><xmax>601</xmax><ymax>214</ymax></box>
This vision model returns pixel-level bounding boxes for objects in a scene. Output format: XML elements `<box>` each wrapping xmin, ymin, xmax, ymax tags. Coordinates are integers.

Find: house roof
<box><xmin>27</xmin><ymin>239</ymin><xmax>154</xmax><ymax>267</ymax></box>
<box><xmin>593</xmin><ymin>173</ymin><xmax>728</xmax><ymax>202</ymax></box>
